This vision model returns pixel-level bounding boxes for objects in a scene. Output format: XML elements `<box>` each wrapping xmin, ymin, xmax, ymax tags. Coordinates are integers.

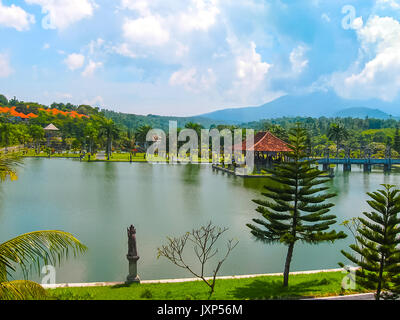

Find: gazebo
<box><xmin>44</xmin><ymin>123</ymin><xmax>60</xmax><ymax>146</ymax></box>
<box><xmin>235</xmin><ymin>131</ymin><xmax>292</xmax><ymax>167</ymax></box>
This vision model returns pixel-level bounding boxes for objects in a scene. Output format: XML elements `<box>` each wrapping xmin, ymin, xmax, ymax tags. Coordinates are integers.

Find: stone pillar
<box><xmin>363</xmin><ymin>163</ymin><xmax>371</xmax><ymax>172</ymax></box>
<box><xmin>384</xmin><ymin>162</ymin><xmax>392</xmax><ymax>173</ymax></box>
<box><xmin>343</xmin><ymin>163</ymin><xmax>351</xmax><ymax>172</ymax></box>
<box><xmin>126</xmin><ymin>255</ymin><xmax>140</xmax><ymax>284</ymax></box>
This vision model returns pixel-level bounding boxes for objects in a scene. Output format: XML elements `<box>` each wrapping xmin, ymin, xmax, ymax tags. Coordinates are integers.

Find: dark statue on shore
<box><xmin>127</xmin><ymin>225</ymin><xmax>139</xmax><ymax>257</ymax></box>
<box><xmin>126</xmin><ymin>225</ymin><xmax>140</xmax><ymax>283</ymax></box>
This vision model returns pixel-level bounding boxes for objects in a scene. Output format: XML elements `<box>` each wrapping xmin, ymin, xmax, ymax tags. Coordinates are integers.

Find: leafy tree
<box><xmin>0</xmin><ymin>154</ymin><xmax>87</xmax><ymax>300</ymax></box>
<box><xmin>269</xmin><ymin>125</ymin><xmax>289</xmax><ymax>142</ymax></box>
<box><xmin>84</xmin><ymin>122</ymin><xmax>98</xmax><ymax>153</ymax></box>
<box><xmin>0</xmin><ymin>123</ymin><xmax>14</xmax><ymax>152</ymax></box>
<box><xmin>135</xmin><ymin>125</ymin><xmax>153</xmax><ymax>149</ymax></box>
<box><xmin>0</xmin><ymin>94</ymin><xmax>8</xmax><ymax>106</ymax></box>
<box><xmin>99</xmin><ymin>119</ymin><xmax>120</xmax><ymax>160</ymax></box>
<box><xmin>328</xmin><ymin>123</ymin><xmax>349</xmax><ymax>157</ymax></box>
<box><xmin>28</xmin><ymin>125</ymin><xmax>45</xmax><ymax>153</ymax></box>
<box><xmin>339</xmin><ymin>184</ymin><xmax>400</xmax><ymax>300</ymax></box>
<box><xmin>247</xmin><ymin>124</ymin><xmax>347</xmax><ymax>287</ymax></box>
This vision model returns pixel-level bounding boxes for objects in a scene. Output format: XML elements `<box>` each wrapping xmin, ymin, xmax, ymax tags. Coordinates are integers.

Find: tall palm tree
<box><xmin>135</xmin><ymin>125</ymin><xmax>153</xmax><ymax>150</ymax></box>
<box><xmin>328</xmin><ymin>123</ymin><xmax>349</xmax><ymax>157</ymax></box>
<box><xmin>0</xmin><ymin>154</ymin><xmax>87</xmax><ymax>300</ymax></box>
<box><xmin>84</xmin><ymin>122</ymin><xmax>98</xmax><ymax>154</ymax></box>
<box><xmin>28</xmin><ymin>125</ymin><xmax>45</xmax><ymax>154</ymax></box>
<box><xmin>99</xmin><ymin>119</ymin><xmax>120</xmax><ymax>160</ymax></box>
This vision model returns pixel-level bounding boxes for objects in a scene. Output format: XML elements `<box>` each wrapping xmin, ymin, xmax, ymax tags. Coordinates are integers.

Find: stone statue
<box><xmin>127</xmin><ymin>225</ymin><xmax>138</xmax><ymax>257</ymax></box>
<box><xmin>126</xmin><ymin>225</ymin><xmax>140</xmax><ymax>283</ymax></box>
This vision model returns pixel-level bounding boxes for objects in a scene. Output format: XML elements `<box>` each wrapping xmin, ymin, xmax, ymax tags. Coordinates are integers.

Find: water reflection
<box><xmin>1</xmin><ymin>159</ymin><xmax>400</xmax><ymax>283</ymax></box>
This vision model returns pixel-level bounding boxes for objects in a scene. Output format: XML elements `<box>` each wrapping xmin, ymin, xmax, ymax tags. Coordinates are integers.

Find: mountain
<box><xmin>334</xmin><ymin>107</ymin><xmax>396</xmax><ymax>119</ymax></box>
<box><xmin>199</xmin><ymin>91</ymin><xmax>400</xmax><ymax>122</ymax></box>
<box><xmin>102</xmin><ymin>109</ymin><xmax>230</xmax><ymax>131</ymax></box>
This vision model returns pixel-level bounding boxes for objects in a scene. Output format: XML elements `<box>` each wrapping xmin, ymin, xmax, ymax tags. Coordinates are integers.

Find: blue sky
<box><xmin>1</xmin><ymin>0</ymin><xmax>400</xmax><ymax>116</ymax></box>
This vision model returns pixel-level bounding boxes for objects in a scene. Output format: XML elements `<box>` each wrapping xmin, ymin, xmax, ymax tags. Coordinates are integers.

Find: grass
<box><xmin>47</xmin><ymin>271</ymin><xmax>369</xmax><ymax>300</ymax></box>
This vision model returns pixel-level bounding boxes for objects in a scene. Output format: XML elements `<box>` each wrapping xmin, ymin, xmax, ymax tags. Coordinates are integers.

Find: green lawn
<box><xmin>47</xmin><ymin>271</ymin><xmax>369</xmax><ymax>300</ymax></box>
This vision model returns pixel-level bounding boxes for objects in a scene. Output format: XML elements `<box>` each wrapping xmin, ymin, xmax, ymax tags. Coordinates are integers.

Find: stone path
<box><xmin>96</xmin><ymin>151</ymin><xmax>106</xmax><ymax>160</ymax></box>
<box><xmin>305</xmin><ymin>293</ymin><xmax>375</xmax><ymax>300</ymax></box>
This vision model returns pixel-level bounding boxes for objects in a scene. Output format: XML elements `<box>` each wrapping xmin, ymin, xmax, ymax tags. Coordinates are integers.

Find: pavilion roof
<box><xmin>44</xmin><ymin>123</ymin><xmax>59</xmax><ymax>131</ymax></box>
<box><xmin>237</xmin><ymin>131</ymin><xmax>292</xmax><ymax>152</ymax></box>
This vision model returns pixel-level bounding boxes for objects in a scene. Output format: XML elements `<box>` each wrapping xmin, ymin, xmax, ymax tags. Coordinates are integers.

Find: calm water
<box><xmin>1</xmin><ymin>158</ymin><xmax>399</xmax><ymax>283</ymax></box>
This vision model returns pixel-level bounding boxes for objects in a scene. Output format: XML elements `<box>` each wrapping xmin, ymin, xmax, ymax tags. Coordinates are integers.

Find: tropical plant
<box><xmin>0</xmin><ymin>154</ymin><xmax>87</xmax><ymax>300</ymax></box>
<box><xmin>99</xmin><ymin>118</ymin><xmax>120</xmax><ymax>160</ymax></box>
<box><xmin>328</xmin><ymin>123</ymin><xmax>349</xmax><ymax>157</ymax></box>
<box><xmin>84</xmin><ymin>122</ymin><xmax>98</xmax><ymax>154</ymax></box>
<box><xmin>339</xmin><ymin>184</ymin><xmax>400</xmax><ymax>300</ymax></box>
<box><xmin>28</xmin><ymin>125</ymin><xmax>45</xmax><ymax>153</ymax></box>
<box><xmin>135</xmin><ymin>125</ymin><xmax>153</xmax><ymax>149</ymax></box>
<box><xmin>247</xmin><ymin>124</ymin><xmax>347</xmax><ymax>287</ymax></box>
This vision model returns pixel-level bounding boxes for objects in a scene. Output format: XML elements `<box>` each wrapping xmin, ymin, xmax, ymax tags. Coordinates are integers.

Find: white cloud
<box><xmin>122</xmin><ymin>15</ymin><xmax>169</xmax><ymax>46</ymax></box>
<box><xmin>290</xmin><ymin>45</ymin><xmax>309</xmax><ymax>75</ymax></box>
<box><xmin>235</xmin><ymin>42</ymin><xmax>271</xmax><ymax>89</ymax></box>
<box><xmin>64</xmin><ymin>53</ymin><xmax>85</xmax><ymax>71</ymax></box>
<box><xmin>0</xmin><ymin>1</ymin><xmax>35</xmax><ymax>31</ymax></box>
<box><xmin>0</xmin><ymin>53</ymin><xmax>13</xmax><ymax>77</ymax></box>
<box><xmin>25</xmin><ymin>0</ymin><xmax>96</xmax><ymax>30</ymax></box>
<box><xmin>117</xmin><ymin>0</ymin><xmax>220</xmax><ymax>57</ymax></box>
<box><xmin>178</xmin><ymin>0</ymin><xmax>220</xmax><ymax>32</ymax></box>
<box><xmin>332</xmin><ymin>16</ymin><xmax>400</xmax><ymax>101</ymax></box>
<box><xmin>375</xmin><ymin>0</ymin><xmax>400</xmax><ymax>10</ymax></box>
<box><xmin>169</xmin><ymin>67</ymin><xmax>216</xmax><ymax>92</ymax></box>
<box><xmin>81</xmin><ymin>60</ymin><xmax>102</xmax><ymax>77</ymax></box>
<box><xmin>352</xmin><ymin>17</ymin><xmax>364</xmax><ymax>30</ymax></box>
<box><xmin>120</xmin><ymin>0</ymin><xmax>150</xmax><ymax>15</ymax></box>
<box><xmin>83</xmin><ymin>95</ymin><xmax>104</xmax><ymax>106</ymax></box>
<box><xmin>88</xmin><ymin>38</ymin><xmax>105</xmax><ymax>55</ymax></box>
<box><xmin>43</xmin><ymin>43</ymin><xmax>50</xmax><ymax>50</ymax></box>
<box><xmin>113</xmin><ymin>43</ymin><xmax>138</xmax><ymax>58</ymax></box>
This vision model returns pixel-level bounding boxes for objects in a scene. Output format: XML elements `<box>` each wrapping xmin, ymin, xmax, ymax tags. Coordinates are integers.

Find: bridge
<box><xmin>314</xmin><ymin>158</ymin><xmax>398</xmax><ymax>172</ymax></box>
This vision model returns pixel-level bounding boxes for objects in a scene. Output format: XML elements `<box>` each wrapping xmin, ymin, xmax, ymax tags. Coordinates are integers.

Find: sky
<box><xmin>1</xmin><ymin>0</ymin><xmax>400</xmax><ymax>116</ymax></box>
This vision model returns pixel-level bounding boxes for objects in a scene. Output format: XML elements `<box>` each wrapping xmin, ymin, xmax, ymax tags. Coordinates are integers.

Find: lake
<box><xmin>1</xmin><ymin>158</ymin><xmax>399</xmax><ymax>283</ymax></box>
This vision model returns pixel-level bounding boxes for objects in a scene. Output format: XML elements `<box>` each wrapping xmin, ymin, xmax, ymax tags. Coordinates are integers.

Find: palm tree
<box><xmin>99</xmin><ymin>119</ymin><xmax>120</xmax><ymax>160</ymax></box>
<box><xmin>135</xmin><ymin>125</ymin><xmax>153</xmax><ymax>150</ymax></box>
<box><xmin>0</xmin><ymin>154</ymin><xmax>87</xmax><ymax>300</ymax></box>
<box><xmin>28</xmin><ymin>125</ymin><xmax>45</xmax><ymax>154</ymax></box>
<box><xmin>328</xmin><ymin>123</ymin><xmax>349</xmax><ymax>157</ymax></box>
<box><xmin>84</xmin><ymin>122</ymin><xmax>98</xmax><ymax>154</ymax></box>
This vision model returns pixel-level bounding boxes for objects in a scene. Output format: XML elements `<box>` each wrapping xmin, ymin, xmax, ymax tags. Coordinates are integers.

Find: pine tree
<box><xmin>247</xmin><ymin>124</ymin><xmax>347</xmax><ymax>287</ymax></box>
<box><xmin>339</xmin><ymin>184</ymin><xmax>400</xmax><ymax>300</ymax></box>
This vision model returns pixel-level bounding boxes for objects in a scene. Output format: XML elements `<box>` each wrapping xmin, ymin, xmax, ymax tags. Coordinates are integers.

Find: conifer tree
<box><xmin>247</xmin><ymin>124</ymin><xmax>347</xmax><ymax>287</ymax></box>
<box><xmin>339</xmin><ymin>184</ymin><xmax>400</xmax><ymax>300</ymax></box>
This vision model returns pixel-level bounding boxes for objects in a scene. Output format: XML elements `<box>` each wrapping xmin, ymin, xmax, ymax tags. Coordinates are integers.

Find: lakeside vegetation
<box><xmin>2</xmin><ymin>94</ymin><xmax>400</xmax><ymax>161</ymax></box>
<box><xmin>2</xmin><ymin>94</ymin><xmax>400</xmax><ymax>300</ymax></box>
<box><xmin>47</xmin><ymin>271</ymin><xmax>369</xmax><ymax>300</ymax></box>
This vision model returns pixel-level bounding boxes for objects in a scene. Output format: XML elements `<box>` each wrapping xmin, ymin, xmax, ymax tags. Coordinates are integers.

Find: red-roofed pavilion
<box><xmin>236</xmin><ymin>131</ymin><xmax>292</xmax><ymax>166</ymax></box>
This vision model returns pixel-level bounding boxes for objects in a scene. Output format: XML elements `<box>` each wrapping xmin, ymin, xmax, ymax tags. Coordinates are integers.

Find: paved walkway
<box><xmin>305</xmin><ymin>293</ymin><xmax>375</xmax><ymax>300</ymax></box>
<box><xmin>42</xmin><ymin>268</ymin><xmax>345</xmax><ymax>288</ymax></box>
<box><xmin>96</xmin><ymin>151</ymin><xmax>106</xmax><ymax>160</ymax></box>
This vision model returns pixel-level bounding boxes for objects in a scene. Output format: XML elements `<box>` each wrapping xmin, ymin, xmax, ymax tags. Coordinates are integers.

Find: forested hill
<box><xmin>101</xmin><ymin>109</ymin><xmax>228</xmax><ymax>131</ymax></box>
